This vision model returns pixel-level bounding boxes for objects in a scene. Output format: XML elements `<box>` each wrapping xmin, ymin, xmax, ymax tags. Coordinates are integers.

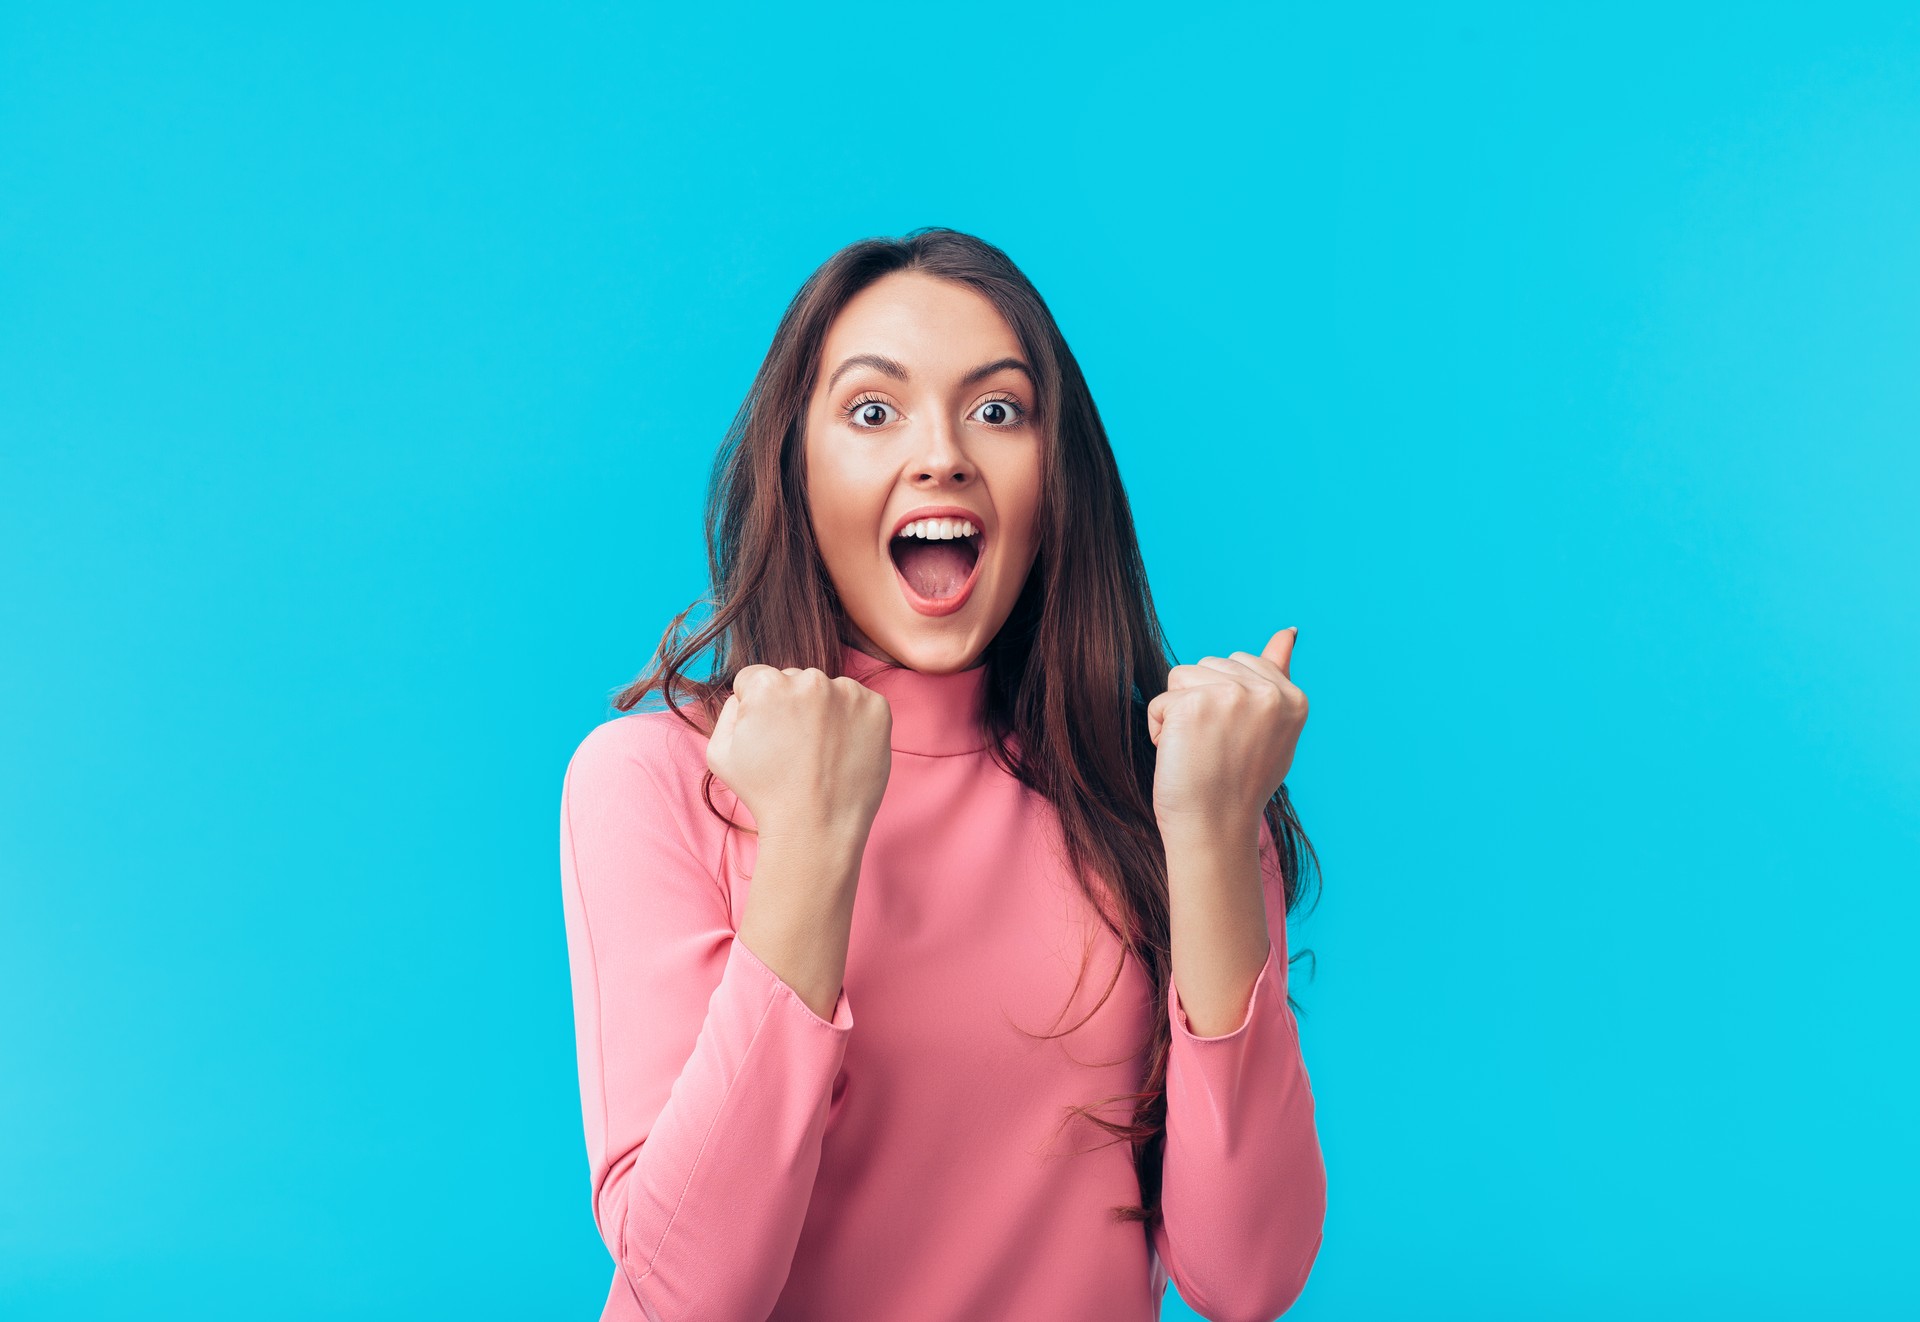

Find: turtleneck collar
<box><xmin>837</xmin><ymin>641</ymin><xmax>990</xmax><ymax>756</ymax></box>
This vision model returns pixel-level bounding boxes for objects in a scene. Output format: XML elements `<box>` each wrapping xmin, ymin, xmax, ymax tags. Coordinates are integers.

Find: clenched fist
<box><xmin>705</xmin><ymin>665</ymin><xmax>894</xmax><ymax>844</ymax></box>
<box><xmin>1145</xmin><ymin>627</ymin><xmax>1308</xmax><ymax>844</ymax></box>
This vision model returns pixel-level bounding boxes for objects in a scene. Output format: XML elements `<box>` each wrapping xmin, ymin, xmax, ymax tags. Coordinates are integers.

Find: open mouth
<box><xmin>888</xmin><ymin>529</ymin><xmax>984</xmax><ymax>616</ymax></box>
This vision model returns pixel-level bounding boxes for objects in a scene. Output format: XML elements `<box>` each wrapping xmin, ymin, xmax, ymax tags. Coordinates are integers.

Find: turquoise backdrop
<box><xmin>4</xmin><ymin>3</ymin><xmax>1916</xmax><ymax>1317</ymax></box>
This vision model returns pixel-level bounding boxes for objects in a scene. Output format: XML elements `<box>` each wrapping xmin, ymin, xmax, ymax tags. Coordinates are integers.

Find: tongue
<box><xmin>893</xmin><ymin>539</ymin><xmax>974</xmax><ymax>599</ymax></box>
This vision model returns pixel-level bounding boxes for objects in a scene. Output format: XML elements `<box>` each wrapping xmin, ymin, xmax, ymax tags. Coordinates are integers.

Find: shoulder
<box><xmin>564</xmin><ymin>706</ymin><xmax>713</xmax><ymax>798</ymax></box>
<box><xmin>562</xmin><ymin>706</ymin><xmax>737</xmax><ymax>870</ymax></box>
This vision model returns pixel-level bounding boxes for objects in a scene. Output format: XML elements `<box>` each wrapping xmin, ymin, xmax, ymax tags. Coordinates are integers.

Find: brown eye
<box><xmin>842</xmin><ymin>395</ymin><xmax>898</xmax><ymax>428</ymax></box>
<box><xmin>972</xmin><ymin>395</ymin><xmax>1027</xmax><ymax>428</ymax></box>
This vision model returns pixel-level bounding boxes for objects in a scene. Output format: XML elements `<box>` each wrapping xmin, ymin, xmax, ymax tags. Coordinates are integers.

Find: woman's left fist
<box><xmin>1145</xmin><ymin>627</ymin><xmax>1308</xmax><ymax>842</ymax></box>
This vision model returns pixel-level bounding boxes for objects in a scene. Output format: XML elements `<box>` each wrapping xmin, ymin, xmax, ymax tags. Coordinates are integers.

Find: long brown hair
<box><xmin>612</xmin><ymin>226</ymin><xmax>1321</xmax><ymax>1232</ymax></box>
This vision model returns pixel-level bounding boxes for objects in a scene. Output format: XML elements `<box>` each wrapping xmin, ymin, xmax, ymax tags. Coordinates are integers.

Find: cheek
<box><xmin>805</xmin><ymin>451</ymin><xmax>884</xmax><ymax>560</ymax></box>
<box><xmin>803</xmin><ymin>435</ymin><xmax>850</xmax><ymax>530</ymax></box>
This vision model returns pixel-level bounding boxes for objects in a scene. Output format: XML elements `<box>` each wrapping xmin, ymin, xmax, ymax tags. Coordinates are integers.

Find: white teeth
<box><xmin>898</xmin><ymin>518</ymin><xmax>979</xmax><ymax>540</ymax></box>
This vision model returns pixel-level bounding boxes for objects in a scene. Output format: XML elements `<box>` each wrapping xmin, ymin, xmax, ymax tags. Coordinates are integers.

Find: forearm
<box><xmin>1153</xmin><ymin>811</ymin><xmax>1325</xmax><ymax>1316</ymax></box>
<box><xmin>737</xmin><ymin>819</ymin><xmax>869</xmax><ymax>1021</ymax></box>
<box><xmin>1160</xmin><ymin>815</ymin><xmax>1272</xmax><ymax>1038</ymax></box>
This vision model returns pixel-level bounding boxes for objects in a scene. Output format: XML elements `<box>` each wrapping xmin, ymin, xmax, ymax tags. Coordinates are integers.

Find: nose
<box><xmin>909</xmin><ymin>413</ymin><xmax>973</xmax><ymax>486</ymax></box>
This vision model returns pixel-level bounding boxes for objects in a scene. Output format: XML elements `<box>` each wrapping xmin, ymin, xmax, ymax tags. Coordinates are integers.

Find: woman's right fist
<box><xmin>705</xmin><ymin>665</ymin><xmax>893</xmax><ymax>842</ymax></box>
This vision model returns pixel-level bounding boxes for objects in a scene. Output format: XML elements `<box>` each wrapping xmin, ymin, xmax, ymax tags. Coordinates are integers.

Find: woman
<box><xmin>558</xmin><ymin>227</ymin><xmax>1325</xmax><ymax>1321</ymax></box>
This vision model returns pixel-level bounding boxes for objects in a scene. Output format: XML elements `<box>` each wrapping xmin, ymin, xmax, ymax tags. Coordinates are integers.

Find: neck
<box><xmin>837</xmin><ymin>640</ymin><xmax>990</xmax><ymax>756</ymax></box>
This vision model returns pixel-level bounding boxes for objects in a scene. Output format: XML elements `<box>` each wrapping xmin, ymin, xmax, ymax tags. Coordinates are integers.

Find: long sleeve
<box><xmin>1152</xmin><ymin>814</ymin><xmax>1327</xmax><ymax>1322</ymax></box>
<box><xmin>558</xmin><ymin>716</ymin><xmax>855</xmax><ymax>1321</ymax></box>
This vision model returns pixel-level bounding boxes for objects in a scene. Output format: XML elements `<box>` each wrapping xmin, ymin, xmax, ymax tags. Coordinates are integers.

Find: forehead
<box><xmin>819</xmin><ymin>271</ymin><xmax>1022</xmax><ymax>369</ymax></box>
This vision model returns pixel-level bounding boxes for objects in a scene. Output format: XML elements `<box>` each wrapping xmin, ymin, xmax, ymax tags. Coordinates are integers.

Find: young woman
<box><xmin>558</xmin><ymin>227</ymin><xmax>1325</xmax><ymax>1321</ymax></box>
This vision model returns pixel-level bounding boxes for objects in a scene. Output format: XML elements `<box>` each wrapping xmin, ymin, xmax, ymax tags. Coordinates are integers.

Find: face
<box><xmin>804</xmin><ymin>270</ymin><xmax>1045</xmax><ymax>674</ymax></box>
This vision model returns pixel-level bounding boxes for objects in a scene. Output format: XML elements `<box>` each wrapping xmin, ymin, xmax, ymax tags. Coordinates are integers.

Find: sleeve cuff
<box><xmin>729</xmin><ymin>932</ymin><xmax>855</xmax><ymax>1034</ymax></box>
<box><xmin>1169</xmin><ymin>939</ymin><xmax>1280</xmax><ymax>1042</ymax></box>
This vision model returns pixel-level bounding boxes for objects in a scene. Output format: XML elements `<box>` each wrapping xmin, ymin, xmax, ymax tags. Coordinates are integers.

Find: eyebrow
<box><xmin>825</xmin><ymin>353</ymin><xmax>1034</xmax><ymax>393</ymax></box>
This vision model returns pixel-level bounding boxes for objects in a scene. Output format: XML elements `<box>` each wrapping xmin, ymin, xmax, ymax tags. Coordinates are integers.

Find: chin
<box><xmin>865</xmin><ymin>626</ymin><xmax>986</xmax><ymax>674</ymax></box>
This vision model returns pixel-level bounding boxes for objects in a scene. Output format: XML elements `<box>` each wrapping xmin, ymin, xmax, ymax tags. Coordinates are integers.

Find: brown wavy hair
<box><xmin>611</xmin><ymin>225</ymin><xmax>1321</xmax><ymax>1233</ymax></box>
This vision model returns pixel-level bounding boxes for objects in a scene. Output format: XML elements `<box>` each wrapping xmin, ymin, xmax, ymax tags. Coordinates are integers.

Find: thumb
<box><xmin>1261</xmin><ymin>626</ymin><xmax>1299</xmax><ymax>677</ymax></box>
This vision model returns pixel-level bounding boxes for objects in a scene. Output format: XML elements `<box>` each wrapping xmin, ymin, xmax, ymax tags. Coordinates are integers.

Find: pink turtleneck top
<box><xmin>557</xmin><ymin>643</ymin><xmax>1325</xmax><ymax>1321</ymax></box>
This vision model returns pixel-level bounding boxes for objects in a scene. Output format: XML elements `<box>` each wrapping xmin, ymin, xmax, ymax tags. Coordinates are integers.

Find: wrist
<box><xmin>757</xmin><ymin>807</ymin><xmax>875</xmax><ymax>857</ymax></box>
<box><xmin>1156</xmin><ymin>809</ymin><xmax>1263</xmax><ymax>854</ymax></box>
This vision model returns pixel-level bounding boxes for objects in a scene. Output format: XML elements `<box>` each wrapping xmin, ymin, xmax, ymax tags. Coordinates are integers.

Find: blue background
<box><xmin>4</xmin><ymin>4</ymin><xmax>1916</xmax><ymax>1318</ymax></box>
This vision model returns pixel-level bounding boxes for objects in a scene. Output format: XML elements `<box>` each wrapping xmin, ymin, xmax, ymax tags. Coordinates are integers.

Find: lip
<box><xmin>887</xmin><ymin>503</ymin><xmax>988</xmax><ymax>618</ymax></box>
